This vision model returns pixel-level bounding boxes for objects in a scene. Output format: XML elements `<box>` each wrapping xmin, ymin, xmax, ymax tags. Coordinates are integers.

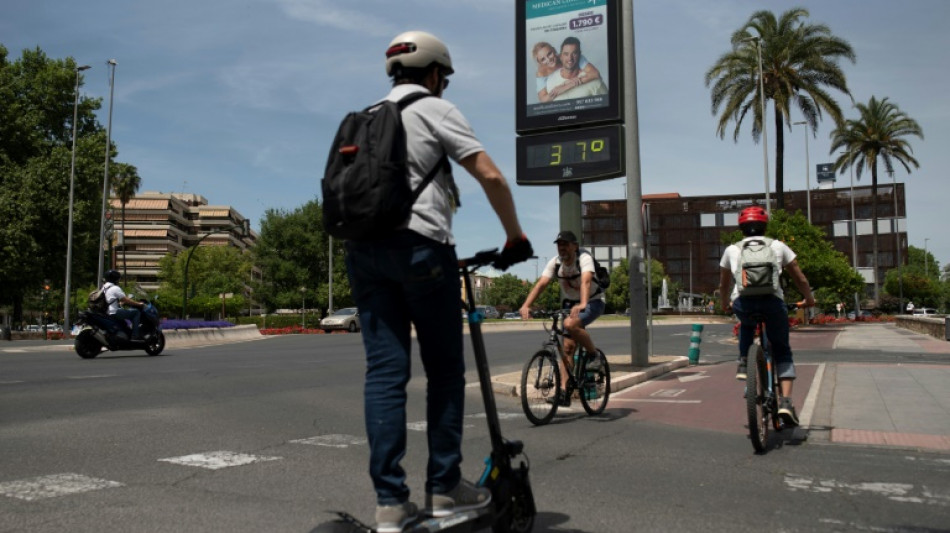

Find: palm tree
<box><xmin>830</xmin><ymin>96</ymin><xmax>923</xmax><ymax>307</ymax></box>
<box><xmin>110</xmin><ymin>163</ymin><xmax>141</xmax><ymax>280</ymax></box>
<box><xmin>705</xmin><ymin>8</ymin><xmax>855</xmax><ymax>209</ymax></box>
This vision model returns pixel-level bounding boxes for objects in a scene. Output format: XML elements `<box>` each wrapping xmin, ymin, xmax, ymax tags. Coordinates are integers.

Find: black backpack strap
<box><xmin>392</xmin><ymin>91</ymin><xmax>450</xmax><ymax>203</ymax></box>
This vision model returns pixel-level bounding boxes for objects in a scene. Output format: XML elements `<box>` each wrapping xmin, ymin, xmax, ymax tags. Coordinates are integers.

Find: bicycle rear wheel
<box><xmin>746</xmin><ymin>343</ymin><xmax>769</xmax><ymax>453</ymax></box>
<box><xmin>520</xmin><ymin>350</ymin><xmax>561</xmax><ymax>425</ymax></box>
<box><xmin>579</xmin><ymin>349</ymin><xmax>610</xmax><ymax>415</ymax></box>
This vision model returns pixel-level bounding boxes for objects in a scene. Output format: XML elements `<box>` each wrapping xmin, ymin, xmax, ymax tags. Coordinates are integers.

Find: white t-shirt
<box><xmin>380</xmin><ymin>85</ymin><xmax>485</xmax><ymax>245</ymax></box>
<box><xmin>541</xmin><ymin>250</ymin><xmax>606</xmax><ymax>302</ymax></box>
<box><xmin>719</xmin><ymin>237</ymin><xmax>797</xmax><ymax>300</ymax></box>
<box><xmin>102</xmin><ymin>282</ymin><xmax>126</xmax><ymax>314</ymax></box>
<box><xmin>536</xmin><ymin>55</ymin><xmax>590</xmax><ymax>94</ymax></box>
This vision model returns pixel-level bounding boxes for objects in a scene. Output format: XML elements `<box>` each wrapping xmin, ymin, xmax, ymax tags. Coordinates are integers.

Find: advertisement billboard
<box><xmin>515</xmin><ymin>0</ymin><xmax>622</xmax><ymax>133</ymax></box>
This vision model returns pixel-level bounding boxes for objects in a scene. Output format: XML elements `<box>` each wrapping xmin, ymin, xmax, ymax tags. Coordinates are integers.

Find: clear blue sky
<box><xmin>4</xmin><ymin>0</ymin><xmax>948</xmax><ymax>282</ymax></box>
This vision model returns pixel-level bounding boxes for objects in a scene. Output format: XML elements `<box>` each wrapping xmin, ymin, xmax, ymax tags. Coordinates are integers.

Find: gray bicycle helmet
<box><xmin>385</xmin><ymin>30</ymin><xmax>454</xmax><ymax>76</ymax></box>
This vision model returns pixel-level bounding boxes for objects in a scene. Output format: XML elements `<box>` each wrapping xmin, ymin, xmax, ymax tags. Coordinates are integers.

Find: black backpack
<box><xmin>556</xmin><ymin>252</ymin><xmax>611</xmax><ymax>294</ymax></box>
<box><xmin>322</xmin><ymin>92</ymin><xmax>447</xmax><ymax>241</ymax></box>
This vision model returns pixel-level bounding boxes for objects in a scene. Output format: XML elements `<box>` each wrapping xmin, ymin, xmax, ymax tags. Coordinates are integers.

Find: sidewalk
<box><xmin>807</xmin><ymin>323</ymin><xmax>950</xmax><ymax>452</ymax></box>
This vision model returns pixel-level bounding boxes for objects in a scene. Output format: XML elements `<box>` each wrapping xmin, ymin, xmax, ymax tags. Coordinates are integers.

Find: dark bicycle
<box><xmin>745</xmin><ymin>302</ymin><xmax>802</xmax><ymax>453</ymax></box>
<box><xmin>520</xmin><ymin>311</ymin><xmax>610</xmax><ymax>425</ymax></box>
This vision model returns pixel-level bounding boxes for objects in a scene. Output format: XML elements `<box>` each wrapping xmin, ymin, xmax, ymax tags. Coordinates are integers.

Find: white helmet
<box><xmin>385</xmin><ymin>30</ymin><xmax>454</xmax><ymax>77</ymax></box>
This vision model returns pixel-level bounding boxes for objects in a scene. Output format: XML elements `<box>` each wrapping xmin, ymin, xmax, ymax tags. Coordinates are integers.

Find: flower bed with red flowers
<box><xmin>259</xmin><ymin>325</ymin><xmax>346</xmax><ymax>335</ymax></box>
<box><xmin>731</xmin><ymin>313</ymin><xmax>894</xmax><ymax>336</ymax></box>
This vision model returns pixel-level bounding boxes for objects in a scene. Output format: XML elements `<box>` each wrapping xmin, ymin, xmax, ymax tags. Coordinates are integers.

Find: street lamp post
<box><xmin>688</xmin><ymin>240</ymin><xmax>693</xmax><ymax>311</ymax></box>
<box><xmin>96</xmin><ymin>59</ymin><xmax>117</xmax><ymax>285</ymax></box>
<box><xmin>924</xmin><ymin>238</ymin><xmax>930</xmax><ymax>279</ymax></box>
<box><xmin>300</xmin><ymin>287</ymin><xmax>307</xmax><ymax>328</ymax></box>
<box><xmin>890</xmin><ymin>170</ymin><xmax>903</xmax><ymax>311</ymax></box>
<box><xmin>328</xmin><ymin>236</ymin><xmax>334</xmax><ymax>315</ymax></box>
<box><xmin>64</xmin><ymin>64</ymin><xmax>91</xmax><ymax>332</ymax></box>
<box><xmin>793</xmin><ymin>121</ymin><xmax>811</xmax><ymax>222</ymax></box>
<box><xmin>841</xmin><ymin>148</ymin><xmax>860</xmax><ymax>312</ymax></box>
<box><xmin>746</xmin><ymin>37</ymin><xmax>771</xmax><ymax>214</ymax></box>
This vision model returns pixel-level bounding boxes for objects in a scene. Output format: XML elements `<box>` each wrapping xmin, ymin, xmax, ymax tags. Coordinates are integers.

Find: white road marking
<box><xmin>609</xmin><ymin>398</ymin><xmax>702</xmax><ymax>404</ymax></box>
<box><xmin>408</xmin><ymin>421</ymin><xmax>476</xmax><ymax>432</ymax></box>
<box><xmin>799</xmin><ymin>363</ymin><xmax>825</xmax><ymax>428</ymax></box>
<box><xmin>466</xmin><ymin>412</ymin><xmax>524</xmax><ymax>420</ymax></box>
<box><xmin>158</xmin><ymin>451</ymin><xmax>281</xmax><ymax>470</ymax></box>
<box><xmin>66</xmin><ymin>375</ymin><xmax>116</xmax><ymax>380</ymax></box>
<box><xmin>291</xmin><ymin>434</ymin><xmax>367</xmax><ymax>448</ymax></box>
<box><xmin>785</xmin><ymin>474</ymin><xmax>950</xmax><ymax>506</ymax></box>
<box><xmin>651</xmin><ymin>389</ymin><xmax>686</xmax><ymax>398</ymax></box>
<box><xmin>0</xmin><ymin>473</ymin><xmax>123</xmax><ymax>501</ymax></box>
<box><xmin>677</xmin><ymin>372</ymin><xmax>709</xmax><ymax>383</ymax></box>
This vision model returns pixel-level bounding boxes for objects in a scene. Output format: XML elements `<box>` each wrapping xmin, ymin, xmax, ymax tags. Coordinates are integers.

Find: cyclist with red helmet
<box><xmin>718</xmin><ymin>206</ymin><xmax>815</xmax><ymax>426</ymax></box>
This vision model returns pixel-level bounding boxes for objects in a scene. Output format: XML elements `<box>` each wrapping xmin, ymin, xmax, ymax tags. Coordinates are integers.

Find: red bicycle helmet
<box><xmin>738</xmin><ymin>206</ymin><xmax>769</xmax><ymax>225</ymax></box>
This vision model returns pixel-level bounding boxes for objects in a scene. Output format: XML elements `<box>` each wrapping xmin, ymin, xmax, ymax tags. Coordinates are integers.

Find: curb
<box><xmin>163</xmin><ymin>324</ymin><xmax>263</xmax><ymax>347</ymax></box>
<box><xmin>490</xmin><ymin>355</ymin><xmax>690</xmax><ymax>398</ymax></box>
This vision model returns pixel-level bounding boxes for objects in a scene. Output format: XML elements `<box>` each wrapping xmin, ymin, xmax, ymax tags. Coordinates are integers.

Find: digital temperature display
<box><xmin>526</xmin><ymin>137</ymin><xmax>610</xmax><ymax>169</ymax></box>
<box><xmin>517</xmin><ymin>125</ymin><xmax>624</xmax><ymax>185</ymax></box>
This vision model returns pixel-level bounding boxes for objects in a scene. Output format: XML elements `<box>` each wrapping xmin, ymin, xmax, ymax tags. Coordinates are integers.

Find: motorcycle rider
<box><xmin>102</xmin><ymin>269</ymin><xmax>146</xmax><ymax>340</ymax></box>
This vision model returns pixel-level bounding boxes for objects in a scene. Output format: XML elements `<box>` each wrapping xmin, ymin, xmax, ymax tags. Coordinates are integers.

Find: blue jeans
<box><xmin>562</xmin><ymin>298</ymin><xmax>605</xmax><ymax>327</ymax></box>
<box><xmin>345</xmin><ymin>230</ymin><xmax>465</xmax><ymax>505</ymax></box>
<box><xmin>733</xmin><ymin>296</ymin><xmax>795</xmax><ymax>379</ymax></box>
<box><xmin>112</xmin><ymin>308</ymin><xmax>141</xmax><ymax>338</ymax></box>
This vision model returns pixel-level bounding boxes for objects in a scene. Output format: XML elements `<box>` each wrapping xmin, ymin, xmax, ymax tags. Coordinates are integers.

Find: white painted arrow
<box><xmin>677</xmin><ymin>372</ymin><xmax>710</xmax><ymax>383</ymax></box>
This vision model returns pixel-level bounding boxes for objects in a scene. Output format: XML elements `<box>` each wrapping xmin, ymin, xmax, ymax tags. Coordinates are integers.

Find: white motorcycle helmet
<box><xmin>385</xmin><ymin>30</ymin><xmax>454</xmax><ymax>76</ymax></box>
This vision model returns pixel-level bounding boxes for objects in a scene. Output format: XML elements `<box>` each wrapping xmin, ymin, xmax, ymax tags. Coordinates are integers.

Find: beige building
<box><xmin>109</xmin><ymin>191</ymin><xmax>257</xmax><ymax>291</ymax></box>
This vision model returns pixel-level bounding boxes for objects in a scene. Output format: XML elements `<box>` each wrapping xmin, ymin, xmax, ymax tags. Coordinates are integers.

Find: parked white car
<box><xmin>319</xmin><ymin>307</ymin><xmax>360</xmax><ymax>332</ymax></box>
<box><xmin>912</xmin><ymin>308</ymin><xmax>938</xmax><ymax>316</ymax></box>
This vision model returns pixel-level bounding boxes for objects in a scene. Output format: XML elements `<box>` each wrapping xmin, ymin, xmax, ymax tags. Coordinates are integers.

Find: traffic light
<box><xmin>43</xmin><ymin>284</ymin><xmax>51</xmax><ymax>292</ymax></box>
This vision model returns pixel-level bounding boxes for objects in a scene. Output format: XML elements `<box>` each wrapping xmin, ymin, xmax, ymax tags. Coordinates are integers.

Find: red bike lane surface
<box><xmin>608</xmin><ymin>361</ymin><xmax>817</xmax><ymax>436</ymax></box>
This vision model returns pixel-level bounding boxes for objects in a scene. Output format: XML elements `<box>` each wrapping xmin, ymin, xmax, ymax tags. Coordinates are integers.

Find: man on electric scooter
<box><xmin>344</xmin><ymin>31</ymin><xmax>533</xmax><ymax>533</ymax></box>
<box><xmin>518</xmin><ymin>230</ymin><xmax>605</xmax><ymax>407</ymax></box>
<box><xmin>102</xmin><ymin>269</ymin><xmax>146</xmax><ymax>340</ymax></box>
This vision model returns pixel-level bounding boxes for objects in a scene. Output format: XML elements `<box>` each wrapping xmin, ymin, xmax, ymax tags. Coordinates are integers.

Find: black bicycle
<box><xmin>745</xmin><ymin>302</ymin><xmax>802</xmax><ymax>453</ymax></box>
<box><xmin>520</xmin><ymin>311</ymin><xmax>610</xmax><ymax>425</ymax></box>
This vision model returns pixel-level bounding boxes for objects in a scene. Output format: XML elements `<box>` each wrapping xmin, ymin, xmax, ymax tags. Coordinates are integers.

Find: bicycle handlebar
<box><xmin>458</xmin><ymin>248</ymin><xmax>502</xmax><ymax>270</ymax></box>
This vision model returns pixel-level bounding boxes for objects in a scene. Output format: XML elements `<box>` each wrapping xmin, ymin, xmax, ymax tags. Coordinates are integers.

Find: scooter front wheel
<box><xmin>491</xmin><ymin>463</ymin><xmax>535</xmax><ymax>533</ymax></box>
<box><xmin>145</xmin><ymin>331</ymin><xmax>166</xmax><ymax>356</ymax></box>
<box><xmin>75</xmin><ymin>330</ymin><xmax>102</xmax><ymax>359</ymax></box>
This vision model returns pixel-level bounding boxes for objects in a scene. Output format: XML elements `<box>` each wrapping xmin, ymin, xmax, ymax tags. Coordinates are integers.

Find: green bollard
<box><xmin>688</xmin><ymin>324</ymin><xmax>704</xmax><ymax>365</ymax></box>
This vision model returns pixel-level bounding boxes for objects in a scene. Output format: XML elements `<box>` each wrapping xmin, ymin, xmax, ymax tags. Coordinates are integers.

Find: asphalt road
<box><xmin>1</xmin><ymin>323</ymin><xmax>948</xmax><ymax>532</ymax></box>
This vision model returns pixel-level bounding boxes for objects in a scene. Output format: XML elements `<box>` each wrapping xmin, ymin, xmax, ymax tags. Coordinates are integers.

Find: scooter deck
<box><xmin>310</xmin><ymin>508</ymin><xmax>493</xmax><ymax>533</ymax></box>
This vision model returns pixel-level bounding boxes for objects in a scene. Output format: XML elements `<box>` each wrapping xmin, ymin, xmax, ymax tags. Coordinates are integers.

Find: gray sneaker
<box><xmin>736</xmin><ymin>358</ymin><xmax>747</xmax><ymax>381</ymax></box>
<box><xmin>375</xmin><ymin>501</ymin><xmax>418</xmax><ymax>533</ymax></box>
<box><xmin>426</xmin><ymin>479</ymin><xmax>492</xmax><ymax>518</ymax></box>
<box><xmin>778</xmin><ymin>397</ymin><xmax>799</xmax><ymax>427</ymax></box>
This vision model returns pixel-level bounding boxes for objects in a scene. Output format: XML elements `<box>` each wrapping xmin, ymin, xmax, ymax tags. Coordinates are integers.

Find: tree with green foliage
<box><xmin>830</xmin><ymin>96</ymin><xmax>923</xmax><ymax>307</ymax></box>
<box><xmin>705</xmin><ymin>8</ymin><xmax>855</xmax><ymax>209</ymax></box>
<box><xmin>155</xmin><ymin>245</ymin><xmax>252</xmax><ymax>318</ymax></box>
<box><xmin>605</xmin><ymin>257</ymin><xmax>669</xmax><ymax>313</ymax></box>
<box><xmin>111</xmin><ymin>162</ymin><xmax>141</xmax><ymax>280</ymax></box>
<box><xmin>250</xmin><ymin>200</ymin><xmax>347</xmax><ymax>314</ymax></box>
<box><xmin>721</xmin><ymin>209</ymin><xmax>864</xmax><ymax>311</ymax></box>
<box><xmin>484</xmin><ymin>274</ymin><xmax>531</xmax><ymax>312</ymax></box>
<box><xmin>883</xmin><ymin>246</ymin><xmax>944</xmax><ymax>311</ymax></box>
<box><xmin>0</xmin><ymin>45</ymin><xmax>141</xmax><ymax>325</ymax></box>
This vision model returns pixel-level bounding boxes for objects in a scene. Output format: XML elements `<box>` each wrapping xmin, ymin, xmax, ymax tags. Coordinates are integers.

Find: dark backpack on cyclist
<box><xmin>556</xmin><ymin>251</ymin><xmax>610</xmax><ymax>294</ymax></box>
<box><xmin>321</xmin><ymin>92</ymin><xmax>447</xmax><ymax>241</ymax></box>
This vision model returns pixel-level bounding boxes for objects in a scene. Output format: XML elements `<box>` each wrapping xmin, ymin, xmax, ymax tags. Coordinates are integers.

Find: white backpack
<box><xmin>734</xmin><ymin>237</ymin><xmax>780</xmax><ymax>297</ymax></box>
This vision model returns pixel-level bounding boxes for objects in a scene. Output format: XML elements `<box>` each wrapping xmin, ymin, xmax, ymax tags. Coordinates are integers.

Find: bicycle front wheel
<box><xmin>520</xmin><ymin>350</ymin><xmax>561</xmax><ymax>425</ymax></box>
<box><xmin>579</xmin><ymin>349</ymin><xmax>610</xmax><ymax>415</ymax></box>
<box><xmin>746</xmin><ymin>343</ymin><xmax>769</xmax><ymax>453</ymax></box>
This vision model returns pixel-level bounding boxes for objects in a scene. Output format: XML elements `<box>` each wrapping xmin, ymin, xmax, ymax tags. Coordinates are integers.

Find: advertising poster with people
<box><xmin>523</xmin><ymin>0</ymin><xmax>612</xmax><ymax>119</ymax></box>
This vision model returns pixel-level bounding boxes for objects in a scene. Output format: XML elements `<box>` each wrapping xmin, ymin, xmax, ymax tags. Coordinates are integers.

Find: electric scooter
<box><xmin>311</xmin><ymin>249</ymin><xmax>536</xmax><ymax>533</ymax></box>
